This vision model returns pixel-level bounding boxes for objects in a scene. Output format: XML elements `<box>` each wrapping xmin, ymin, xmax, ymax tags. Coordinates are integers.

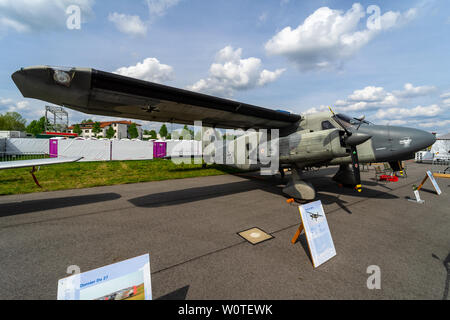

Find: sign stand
<box><xmin>291</xmin><ymin>224</ymin><xmax>304</xmax><ymax>244</ymax></box>
<box><xmin>408</xmin><ymin>189</ymin><xmax>425</xmax><ymax>204</ymax></box>
<box><xmin>417</xmin><ymin>171</ymin><xmax>443</xmax><ymax>195</ymax></box>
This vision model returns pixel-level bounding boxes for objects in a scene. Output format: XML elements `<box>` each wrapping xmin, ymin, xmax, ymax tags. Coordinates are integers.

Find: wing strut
<box><xmin>30</xmin><ymin>166</ymin><xmax>42</xmax><ymax>188</ymax></box>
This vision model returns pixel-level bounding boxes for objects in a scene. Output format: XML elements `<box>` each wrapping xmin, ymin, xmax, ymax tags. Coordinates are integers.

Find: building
<box><xmin>67</xmin><ymin>121</ymin><xmax>143</xmax><ymax>139</ymax></box>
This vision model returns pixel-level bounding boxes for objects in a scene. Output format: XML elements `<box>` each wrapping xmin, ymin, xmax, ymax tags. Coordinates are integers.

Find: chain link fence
<box><xmin>0</xmin><ymin>152</ymin><xmax>50</xmax><ymax>162</ymax></box>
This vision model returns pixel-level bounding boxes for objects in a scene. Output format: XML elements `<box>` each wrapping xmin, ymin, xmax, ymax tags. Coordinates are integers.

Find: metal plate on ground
<box><xmin>238</xmin><ymin>227</ymin><xmax>274</xmax><ymax>245</ymax></box>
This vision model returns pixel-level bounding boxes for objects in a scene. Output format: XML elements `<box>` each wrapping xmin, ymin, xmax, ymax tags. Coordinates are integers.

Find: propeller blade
<box><xmin>329</xmin><ymin>106</ymin><xmax>363</xmax><ymax>192</ymax></box>
<box><xmin>329</xmin><ymin>106</ymin><xmax>352</xmax><ymax>136</ymax></box>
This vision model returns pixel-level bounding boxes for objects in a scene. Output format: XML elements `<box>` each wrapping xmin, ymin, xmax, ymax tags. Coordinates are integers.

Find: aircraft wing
<box><xmin>12</xmin><ymin>66</ymin><xmax>301</xmax><ymax>130</ymax></box>
<box><xmin>0</xmin><ymin>157</ymin><xmax>82</xmax><ymax>170</ymax></box>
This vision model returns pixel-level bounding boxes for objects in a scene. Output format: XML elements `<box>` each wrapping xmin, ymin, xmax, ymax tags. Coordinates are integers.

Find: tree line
<box><xmin>1</xmin><ymin>112</ymin><xmax>232</xmax><ymax>140</ymax></box>
<box><xmin>0</xmin><ymin>112</ymin><xmax>140</xmax><ymax>139</ymax></box>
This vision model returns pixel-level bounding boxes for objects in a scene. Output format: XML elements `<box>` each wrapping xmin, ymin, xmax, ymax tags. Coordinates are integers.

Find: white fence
<box><xmin>54</xmin><ymin>139</ymin><xmax>154</xmax><ymax>162</ymax></box>
<box><xmin>5</xmin><ymin>138</ymin><xmax>49</xmax><ymax>154</ymax></box>
<box><xmin>56</xmin><ymin>139</ymin><xmax>112</xmax><ymax>161</ymax></box>
<box><xmin>1</xmin><ymin>138</ymin><xmax>203</xmax><ymax>162</ymax></box>
<box><xmin>166</xmin><ymin>140</ymin><xmax>202</xmax><ymax>157</ymax></box>
<box><xmin>111</xmin><ymin>140</ymin><xmax>154</xmax><ymax>161</ymax></box>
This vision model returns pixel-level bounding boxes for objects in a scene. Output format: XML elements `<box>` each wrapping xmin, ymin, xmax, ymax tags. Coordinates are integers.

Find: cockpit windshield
<box><xmin>333</xmin><ymin>113</ymin><xmax>373</xmax><ymax>128</ymax></box>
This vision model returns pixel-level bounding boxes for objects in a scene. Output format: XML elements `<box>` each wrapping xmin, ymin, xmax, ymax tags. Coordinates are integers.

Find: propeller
<box><xmin>328</xmin><ymin>107</ymin><xmax>371</xmax><ymax>192</ymax></box>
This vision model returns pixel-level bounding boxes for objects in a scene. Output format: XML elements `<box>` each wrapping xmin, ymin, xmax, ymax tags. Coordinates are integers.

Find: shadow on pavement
<box><xmin>0</xmin><ymin>193</ymin><xmax>121</xmax><ymax>218</ymax></box>
<box><xmin>129</xmin><ymin>180</ymin><xmax>282</xmax><ymax>208</ymax></box>
<box><xmin>156</xmin><ymin>285</ymin><xmax>190</xmax><ymax>300</ymax></box>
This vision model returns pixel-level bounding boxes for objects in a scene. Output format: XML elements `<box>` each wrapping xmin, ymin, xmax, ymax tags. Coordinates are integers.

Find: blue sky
<box><xmin>0</xmin><ymin>0</ymin><xmax>449</xmax><ymax>134</ymax></box>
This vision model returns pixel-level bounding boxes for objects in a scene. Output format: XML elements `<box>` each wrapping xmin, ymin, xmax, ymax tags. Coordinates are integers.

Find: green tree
<box><xmin>73</xmin><ymin>124</ymin><xmax>82</xmax><ymax>136</ymax></box>
<box><xmin>0</xmin><ymin>112</ymin><xmax>27</xmax><ymax>131</ymax></box>
<box><xmin>149</xmin><ymin>130</ymin><xmax>157</xmax><ymax>139</ymax></box>
<box><xmin>26</xmin><ymin>116</ymin><xmax>48</xmax><ymax>136</ymax></box>
<box><xmin>92</xmin><ymin>122</ymin><xmax>101</xmax><ymax>137</ymax></box>
<box><xmin>159</xmin><ymin>124</ymin><xmax>168</xmax><ymax>138</ymax></box>
<box><xmin>106</xmin><ymin>126</ymin><xmax>116</xmax><ymax>139</ymax></box>
<box><xmin>81</xmin><ymin>119</ymin><xmax>93</xmax><ymax>124</ymax></box>
<box><xmin>128</xmin><ymin>123</ymin><xmax>139</xmax><ymax>139</ymax></box>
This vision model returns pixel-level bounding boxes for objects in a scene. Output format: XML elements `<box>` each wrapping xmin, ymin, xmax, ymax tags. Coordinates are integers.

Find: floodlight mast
<box><xmin>45</xmin><ymin>105</ymin><xmax>69</xmax><ymax>133</ymax></box>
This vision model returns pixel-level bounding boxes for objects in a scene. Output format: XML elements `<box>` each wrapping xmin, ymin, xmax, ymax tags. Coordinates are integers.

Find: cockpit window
<box><xmin>333</xmin><ymin>113</ymin><xmax>373</xmax><ymax>128</ymax></box>
<box><xmin>321</xmin><ymin>121</ymin><xmax>335</xmax><ymax>130</ymax></box>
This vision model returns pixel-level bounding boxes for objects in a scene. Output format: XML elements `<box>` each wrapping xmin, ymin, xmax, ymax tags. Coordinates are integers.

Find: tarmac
<box><xmin>0</xmin><ymin>162</ymin><xmax>449</xmax><ymax>300</ymax></box>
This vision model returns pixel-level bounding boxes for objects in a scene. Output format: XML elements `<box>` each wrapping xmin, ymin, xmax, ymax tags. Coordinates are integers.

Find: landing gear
<box><xmin>332</xmin><ymin>164</ymin><xmax>357</xmax><ymax>187</ymax></box>
<box><xmin>282</xmin><ymin>166</ymin><xmax>316</xmax><ymax>200</ymax></box>
<box><xmin>279</xmin><ymin>167</ymin><xmax>285</xmax><ymax>179</ymax></box>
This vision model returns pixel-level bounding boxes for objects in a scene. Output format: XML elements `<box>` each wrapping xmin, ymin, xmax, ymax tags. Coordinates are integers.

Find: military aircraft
<box><xmin>11</xmin><ymin>66</ymin><xmax>436</xmax><ymax>199</ymax></box>
<box><xmin>306</xmin><ymin>210</ymin><xmax>323</xmax><ymax>221</ymax></box>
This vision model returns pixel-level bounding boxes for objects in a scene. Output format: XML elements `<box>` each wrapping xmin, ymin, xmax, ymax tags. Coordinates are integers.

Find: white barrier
<box><xmin>57</xmin><ymin>139</ymin><xmax>111</xmax><ymax>162</ymax></box>
<box><xmin>111</xmin><ymin>140</ymin><xmax>153</xmax><ymax>160</ymax></box>
<box><xmin>5</xmin><ymin>138</ymin><xmax>49</xmax><ymax>154</ymax></box>
<box><xmin>4</xmin><ymin>138</ymin><xmax>202</xmax><ymax>161</ymax></box>
<box><xmin>166</xmin><ymin>140</ymin><xmax>202</xmax><ymax>157</ymax></box>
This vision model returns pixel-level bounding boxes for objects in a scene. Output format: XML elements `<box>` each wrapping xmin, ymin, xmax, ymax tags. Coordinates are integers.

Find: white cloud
<box><xmin>375</xmin><ymin>104</ymin><xmax>443</xmax><ymax>119</ymax></box>
<box><xmin>108</xmin><ymin>13</ymin><xmax>147</xmax><ymax>37</ymax></box>
<box><xmin>0</xmin><ymin>98</ymin><xmax>30</xmax><ymax>113</ymax></box>
<box><xmin>114</xmin><ymin>58</ymin><xmax>174</xmax><ymax>83</ymax></box>
<box><xmin>335</xmin><ymin>86</ymin><xmax>399</xmax><ymax>112</ymax></box>
<box><xmin>302</xmin><ymin>105</ymin><xmax>330</xmax><ymax>115</ymax></box>
<box><xmin>265</xmin><ymin>3</ymin><xmax>416</xmax><ymax>70</ymax></box>
<box><xmin>418</xmin><ymin>119</ymin><xmax>450</xmax><ymax>128</ymax></box>
<box><xmin>333</xmin><ymin>82</ymin><xmax>439</xmax><ymax>113</ymax></box>
<box><xmin>187</xmin><ymin>46</ymin><xmax>285</xmax><ymax>97</ymax></box>
<box><xmin>440</xmin><ymin>92</ymin><xmax>450</xmax><ymax>106</ymax></box>
<box><xmin>348</xmin><ymin>86</ymin><xmax>388</xmax><ymax>102</ymax></box>
<box><xmin>442</xmin><ymin>98</ymin><xmax>450</xmax><ymax>107</ymax></box>
<box><xmin>146</xmin><ymin>0</ymin><xmax>180</xmax><ymax>17</ymax></box>
<box><xmin>258</xmin><ymin>69</ymin><xmax>286</xmax><ymax>86</ymax></box>
<box><xmin>0</xmin><ymin>0</ymin><xmax>94</xmax><ymax>34</ymax></box>
<box><xmin>393</xmin><ymin>83</ymin><xmax>437</xmax><ymax>98</ymax></box>
<box><xmin>0</xmin><ymin>98</ymin><xmax>13</xmax><ymax>105</ymax></box>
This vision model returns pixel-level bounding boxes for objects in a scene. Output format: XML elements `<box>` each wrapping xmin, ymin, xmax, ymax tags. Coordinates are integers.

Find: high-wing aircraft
<box><xmin>11</xmin><ymin>66</ymin><xmax>436</xmax><ymax>199</ymax></box>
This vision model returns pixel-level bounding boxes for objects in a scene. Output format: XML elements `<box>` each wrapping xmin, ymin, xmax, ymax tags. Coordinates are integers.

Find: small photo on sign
<box><xmin>238</xmin><ymin>227</ymin><xmax>274</xmax><ymax>245</ymax></box>
<box><xmin>57</xmin><ymin>254</ymin><xmax>152</xmax><ymax>300</ymax></box>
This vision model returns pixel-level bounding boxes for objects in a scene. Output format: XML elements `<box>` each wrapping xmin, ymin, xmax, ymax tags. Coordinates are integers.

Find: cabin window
<box><xmin>321</xmin><ymin>121</ymin><xmax>335</xmax><ymax>130</ymax></box>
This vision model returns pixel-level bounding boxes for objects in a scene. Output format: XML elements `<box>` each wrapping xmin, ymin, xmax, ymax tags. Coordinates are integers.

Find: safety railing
<box><xmin>0</xmin><ymin>152</ymin><xmax>50</xmax><ymax>162</ymax></box>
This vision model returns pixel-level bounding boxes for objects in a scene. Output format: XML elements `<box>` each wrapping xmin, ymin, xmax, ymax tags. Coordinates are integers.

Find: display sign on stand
<box><xmin>57</xmin><ymin>254</ymin><xmax>152</xmax><ymax>300</ymax></box>
<box><xmin>291</xmin><ymin>200</ymin><xmax>336</xmax><ymax>268</ymax></box>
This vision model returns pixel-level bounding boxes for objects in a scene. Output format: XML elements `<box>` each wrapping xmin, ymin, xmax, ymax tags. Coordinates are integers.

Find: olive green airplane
<box><xmin>10</xmin><ymin>66</ymin><xmax>436</xmax><ymax>200</ymax></box>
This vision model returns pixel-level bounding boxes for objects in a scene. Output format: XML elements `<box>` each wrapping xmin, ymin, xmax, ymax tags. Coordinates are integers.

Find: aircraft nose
<box><xmin>390</xmin><ymin>126</ymin><xmax>436</xmax><ymax>153</ymax></box>
<box><xmin>416</xmin><ymin>130</ymin><xmax>436</xmax><ymax>150</ymax></box>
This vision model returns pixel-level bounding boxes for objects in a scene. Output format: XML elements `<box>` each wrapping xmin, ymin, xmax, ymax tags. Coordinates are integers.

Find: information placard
<box><xmin>57</xmin><ymin>254</ymin><xmax>152</xmax><ymax>300</ymax></box>
<box><xmin>427</xmin><ymin>171</ymin><xmax>442</xmax><ymax>195</ymax></box>
<box><xmin>299</xmin><ymin>200</ymin><xmax>336</xmax><ymax>268</ymax></box>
